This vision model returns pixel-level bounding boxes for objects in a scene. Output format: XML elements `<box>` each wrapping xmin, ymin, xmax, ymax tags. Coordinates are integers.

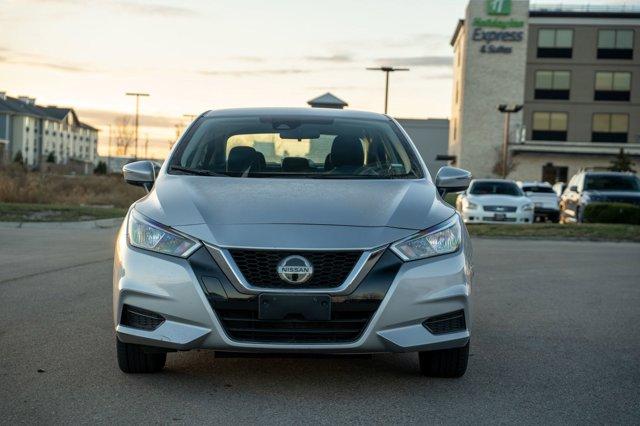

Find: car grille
<box><xmin>214</xmin><ymin>301</ymin><xmax>379</xmax><ymax>343</ymax></box>
<box><xmin>227</xmin><ymin>249</ymin><xmax>362</xmax><ymax>288</ymax></box>
<box><xmin>483</xmin><ymin>205</ymin><xmax>517</xmax><ymax>212</ymax></box>
<box><xmin>423</xmin><ymin>310</ymin><xmax>466</xmax><ymax>335</ymax></box>
<box><xmin>482</xmin><ymin>216</ymin><xmax>517</xmax><ymax>222</ymax></box>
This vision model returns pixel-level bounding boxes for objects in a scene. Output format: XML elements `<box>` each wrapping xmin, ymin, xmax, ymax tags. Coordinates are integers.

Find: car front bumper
<box><xmin>113</xmin><ymin>223</ymin><xmax>472</xmax><ymax>354</ymax></box>
<box><xmin>533</xmin><ymin>207</ymin><xmax>559</xmax><ymax>221</ymax></box>
<box><xmin>461</xmin><ymin>208</ymin><xmax>533</xmax><ymax>224</ymax></box>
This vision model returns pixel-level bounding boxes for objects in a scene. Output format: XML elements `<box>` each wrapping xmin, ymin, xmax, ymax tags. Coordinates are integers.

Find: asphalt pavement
<box><xmin>0</xmin><ymin>226</ymin><xmax>639</xmax><ymax>424</ymax></box>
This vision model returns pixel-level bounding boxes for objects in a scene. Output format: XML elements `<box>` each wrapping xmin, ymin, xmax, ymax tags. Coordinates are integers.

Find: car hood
<box><xmin>133</xmin><ymin>174</ymin><xmax>455</xmax><ymax>249</ymax></box>
<box><xmin>524</xmin><ymin>193</ymin><xmax>558</xmax><ymax>203</ymax></box>
<box><xmin>585</xmin><ymin>190</ymin><xmax>640</xmax><ymax>198</ymax></box>
<box><xmin>466</xmin><ymin>194</ymin><xmax>530</xmax><ymax>206</ymax></box>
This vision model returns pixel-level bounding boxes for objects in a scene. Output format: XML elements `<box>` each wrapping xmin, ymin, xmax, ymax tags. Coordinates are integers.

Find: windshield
<box><xmin>522</xmin><ymin>185</ymin><xmax>555</xmax><ymax>194</ymax></box>
<box><xmin>169</xmin><ymin>115</ymin><xmax>422</xmax><ymax>179</ymax></box>
<box><xmin>470</xmin><ymin>181</ymin><xmax>523</xmax><ymax>196</ymax></box>
<box><xmin>584</xmin><ymin>175</ymin><xmax>640</xmax><ymax>191</ymax></box>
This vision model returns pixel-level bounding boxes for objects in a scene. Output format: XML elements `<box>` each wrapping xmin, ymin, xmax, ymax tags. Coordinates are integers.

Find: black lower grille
<box><xmin>121</xmin><ymin>305</ymin><xmax>165</xmax><ymax>331</ymax></box>
<box><xmin>482</xmin><ymin>216</ymin><xmax>517</xmax><ymax>222</ymax></box>
<box><xmin>228</xmin><ymin>249</ymin><xmax>361</xmax><ymax>288</ymax></box>
<box><xmin>187</xmin><ymin>246</ymin><xmax>404</xmax><ymax>345</ymax></box>
<box><xmin>423</xmin><ymin>310</ymin><xmax>466</xmax><ymax>335</ymax></box>
<box><xmin>215</xmin><ymin>301</ymin><xmax>378</xmax><ymax>343</ymax></box>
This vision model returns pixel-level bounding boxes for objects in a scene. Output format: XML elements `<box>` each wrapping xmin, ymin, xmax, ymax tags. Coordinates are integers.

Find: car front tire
<box><xmin>418</xmin><ymin>342</ymin><xmax>469</xmax><ymax>378</ymax></box>
<box><xmin>116</xmin><ymin>338</ymin><xmax>166</xmax><ymax>374</ymax></box>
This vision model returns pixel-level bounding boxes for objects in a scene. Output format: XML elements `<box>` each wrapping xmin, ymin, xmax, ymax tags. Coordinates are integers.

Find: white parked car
<box><xmin>518</xmin><ymin>181</ymin><xmax>560</xmax><ymax>222</ymax></box>
<box><xmin>456</xmin><ymin>179</ymin><xmax>534</xmax><ymax>224</ymax></box>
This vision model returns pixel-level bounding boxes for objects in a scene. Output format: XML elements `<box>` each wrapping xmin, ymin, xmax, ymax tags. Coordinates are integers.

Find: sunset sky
<box><xmin>0</xmin><ymin>0</ymin><xmax>631</xmax><ymax>158</ymax></box>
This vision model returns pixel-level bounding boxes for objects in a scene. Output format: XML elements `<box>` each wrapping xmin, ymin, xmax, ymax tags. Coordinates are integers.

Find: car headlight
<box><xmin>127</xmin><ymin>210</ymin><xmax>201</xmax><ymax>257</ymax></box>
<box><xmin>464</xmin><ymin>200</ymin><xmax>479</xmax><ymax>210</ymax></box>
<box><xmin>391</xmin><ymin>216</ymin><xmax>462</xmax><ymax>261</ymax></box>
<box><xmin>522</xmin><ymin>203</ymin><xmax>534</xmax><ymax>212</ymax></box>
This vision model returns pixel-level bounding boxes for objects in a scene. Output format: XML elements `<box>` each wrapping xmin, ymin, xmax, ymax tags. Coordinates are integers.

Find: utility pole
<box><xmin>144</xmin><ymin>133</ymin><xmax>149</xmax><ymax>159</ymax></box>
<box><xmin>107</xmin><ymin>124</ymin><xmax>112</xmax><ymax>174</ymax></box>
<box><xmin>125</xmin><ymin>92</ymin><xmax>149</xmax><ymax>160</ymax></box>
<box><xmin>497</xmin><ymin>104</ymin><xmax>523</xmax><ymax>178</ymax></box>
<box><xmin>366</xmin><ymin>66</ymin><xmax>409</xmax><ymax>114</ymax></box>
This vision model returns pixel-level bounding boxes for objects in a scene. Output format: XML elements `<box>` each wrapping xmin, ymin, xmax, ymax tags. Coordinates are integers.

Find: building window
<box><xmin>534</xmin><ymin>70</ymin><xmax>570</xmax><ymax>100</ymax></box>
<box><xmin>532</xmin><ymin>112</ymin><xmax>568</xmax><ymax>141</ymax></box>
<box><xmin>537</xmin><ymin>29</ymin><xmax>573</xmax><ymax>58</ymax></box>
<box><xmin>598</xmin><ymin>29</ymin><xmax>634</xmax><ymax>59</ymax></box>
<box><xmin>592</xmin><ymin>113</ymin><xmax>628</xmax><ymax>143</ymax></box>
<box><xmin>594</xmin><ymin>71</ymin><xmax>631</xmax><ymax>101</ymax></box>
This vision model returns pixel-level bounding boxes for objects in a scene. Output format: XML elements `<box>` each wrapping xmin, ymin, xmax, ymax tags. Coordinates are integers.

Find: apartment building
<box><xmin>449</xmin><ymin>0</ymin><xmax>639</xmax><ymax>182</ymax></box>
<box><xmin>0</xmin><ymin>92</ymin><xmax>98</xmax><ymax>173</ymax></box>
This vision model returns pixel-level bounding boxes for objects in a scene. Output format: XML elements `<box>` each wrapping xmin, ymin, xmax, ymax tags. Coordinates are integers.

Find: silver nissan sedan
<box><xmin>114</xmin><ymin>107</ymin><xmax>474</xmax><ymax>377</ymax></box>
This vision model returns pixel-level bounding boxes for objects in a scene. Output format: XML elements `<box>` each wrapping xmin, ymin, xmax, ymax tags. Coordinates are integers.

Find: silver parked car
<box><xmin>518</xmin><ymin>181</ymin><xmax>560</xmax><ymax>222</ymax></box>
<box><xmin>114</xmin><ymin>108</ymin><xmax>474</xmax><ymax>377</ymax></box>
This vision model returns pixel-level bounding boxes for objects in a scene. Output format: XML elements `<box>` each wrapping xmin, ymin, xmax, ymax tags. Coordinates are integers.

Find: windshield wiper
<box><xmin>169</xmin><ymin>165</ymin><xmax>225</xmax><ymax>177</ymax></box>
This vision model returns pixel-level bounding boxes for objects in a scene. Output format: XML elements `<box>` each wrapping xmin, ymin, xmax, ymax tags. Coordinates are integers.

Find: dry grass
<box><xmin>0</xmin><ymin>166</ymin><xmax>145</xmax><ymax>208</ymax></box>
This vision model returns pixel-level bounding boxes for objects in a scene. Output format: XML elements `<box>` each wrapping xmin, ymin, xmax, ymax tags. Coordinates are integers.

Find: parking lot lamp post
<box><xmin>366</xmin><ymin>67</ymin><xmax>410</xmax><ymax>114</ymax></box>
<box><xmin>497</xmin><ymin>104</ymin><xmax>523</xmax><ymax>178</ymax></box>
<box><xmin>125</xmin><ymin>92</ymin><xmax>150</xmax><ymax>160</ymax></box>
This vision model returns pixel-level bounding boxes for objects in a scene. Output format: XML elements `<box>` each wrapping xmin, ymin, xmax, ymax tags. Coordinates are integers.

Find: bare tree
<box><xmin>491</xmin><ymin>146</ymin><xmax>518</xmax><ymax>177</ymax></box>
<box><xmin>114</xmin><ymin>116</ymin><xmax>135</xmax><ymax>156</ymax></box>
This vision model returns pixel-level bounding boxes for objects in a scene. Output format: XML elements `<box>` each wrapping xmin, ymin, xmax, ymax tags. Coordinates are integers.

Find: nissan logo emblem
<box><xmin>277</xmin><ymin>255</ymin><xmax>314</xmax><ymax>284</ymax></box>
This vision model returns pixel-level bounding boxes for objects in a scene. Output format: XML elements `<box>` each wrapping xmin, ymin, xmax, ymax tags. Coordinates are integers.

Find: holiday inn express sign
<box><xmin>472</xmin><ymin>0</ymin><xmax>525</xmax><ymax>54</ymax></box>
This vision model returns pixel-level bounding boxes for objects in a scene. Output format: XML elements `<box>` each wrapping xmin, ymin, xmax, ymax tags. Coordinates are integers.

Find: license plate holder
<box><xmin>258</xmin><ymin>294</ymin><xmax>331</xmax><ymax>321</ymax></box>
<box><xmin>494</xmin><ymin>213</ymin><xmax>507</xmax><ymax>221</ymax></box>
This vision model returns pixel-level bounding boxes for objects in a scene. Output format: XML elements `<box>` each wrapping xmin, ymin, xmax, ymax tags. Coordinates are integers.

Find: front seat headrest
<box><xmin>330</xmin><ymin>135</ymin><xmax>364</xmax><ymax>168</ymax></box>
<box><xmin>255</xmin><ymin>151</ymin><xmax>267</xmax><ymax>171</ymax></box>
<box><xmin>324</xmin><ymin>153</ymin><xmax>333</xmax><ymax>171</ymax></box>
<box><xmin>227</xmin><ymin>146</ymin><xmax>258</xmax><ymax>172</ymax></box>
<box><xmin>282</xmin><ymin>157</ymin><xmax>310</xmax><ymax>172</ymax></box>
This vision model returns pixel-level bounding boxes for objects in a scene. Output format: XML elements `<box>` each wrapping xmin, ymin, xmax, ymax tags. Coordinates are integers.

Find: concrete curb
<box><xmin>0</xmin><ymin>217</ymin><xmax>124</xmax><ymax>230</ymax></box>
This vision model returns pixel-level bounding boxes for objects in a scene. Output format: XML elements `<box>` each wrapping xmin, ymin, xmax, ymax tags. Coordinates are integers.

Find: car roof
<box><xmin>584</xmin><ymin>171</ymin><xmax>636</xmax><ymax>176</ymax></box>
<box><xmin>204</xmin><ymin>107</ymin><xmax>391</xmax><ymax>121</ymax></box>
<box><xmin>520</xmin><ymin>181</ymin><xmax>552</xmax><ymax>187</ymax></box>
<box><xmin>471</xmin><ymin>179</ymin><xmax>517</xmax><ymax>183</ymax></box>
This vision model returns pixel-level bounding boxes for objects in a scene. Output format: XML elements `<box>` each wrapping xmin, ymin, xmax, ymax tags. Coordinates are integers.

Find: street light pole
<box><xmin>107</xmin><ymin>124</ymin><xmax>111</xmax><ymax>173</ymax></box>
<box><xmin>125</xmin><ymin>92</ymin><xmax>149</xmax><ymax>159</ymax></box>
<box><xmin>366</xmin><ymin>66</ymin><xmax>409</xmax><ymax>114</ymax></box>
<box><xmin>497</xmin><ymin>104</ymin><xmax>523</xmax><ymax>179</ymax></box>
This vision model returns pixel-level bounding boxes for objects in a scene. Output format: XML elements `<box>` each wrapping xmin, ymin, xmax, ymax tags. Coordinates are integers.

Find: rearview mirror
<box><xmin>435</xmin><ymin>166</ymin><xmax>472</xmax><ymax>195</ymax></box>
<box><xmin>123</xmin><ymin>160</ymin><xmax>157</xmax><ymax>192</ymax></box>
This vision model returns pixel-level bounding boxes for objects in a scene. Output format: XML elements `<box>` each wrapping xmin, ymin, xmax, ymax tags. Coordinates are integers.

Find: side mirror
<box><xmin>123</xmin><ymin>160</ymin><xmax>157</xmax><ymax>192</ymax></box>
<box><xmin>435</xmin><ymin>166</ymin><xmax>472</xmax><ymax>195</ymax></box>
<box><xmin>569</xmin><ymin>185</ymin><xmax>578</xmax><ymax>192</ymax></box>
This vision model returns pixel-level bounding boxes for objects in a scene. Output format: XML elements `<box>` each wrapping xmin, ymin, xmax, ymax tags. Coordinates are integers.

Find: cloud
<box><xmin>23</xmin><ymin>0</ymin><xmax>196</xmax><ymax>17</ymax></box>
<box><xmin>0</xmin><ymin>49</ymin><xmax>93</xmax><ymax>73</ymax></box>
<box><xmin>199</xmin><ymin>68</ymin><xmax>312</xmax><ymax>77</ymax></box>
<box><xmin>421</xmin><ymin>72</ymin><xmax>453</xmax><ymax>80</ymax></box>
<box><xmin>374</xmin><ymin>55</ymin><xmax>452</xmax><ymax>67</ymax></box>
<box><xmin>77</xmin><ymin>108</ymin><xmax>181</xmax><ymax>128</ymax></box>
<box><xmin>233</xmin><ymin>56</ymin><xmax>266</xmax><ymax>63</ymax></box>
<box><xmin>307</xmin><ymin>85</ymin><xmax>369</xmax><ymax>91</ymax></box>
<box><xmin>304</xmin><ymin>54</ymin><xmax>354</xmax><ymax>63</ymax></box>
<box><xmin>112</xmin><ymin>1</ymin><xmax>196</xmax><ymax>17</ymax></box>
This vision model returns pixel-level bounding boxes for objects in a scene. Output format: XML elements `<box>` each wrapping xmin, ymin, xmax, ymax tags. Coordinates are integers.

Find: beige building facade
<box><xmin>450</xmin><ymin>1</ymin><xmax>640</xmax><ymax>183</ymax></box>
<box><xmin>0</xmin><ymin>92</ymin><xmax>98</xmax><ymax>172</ymax></box>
